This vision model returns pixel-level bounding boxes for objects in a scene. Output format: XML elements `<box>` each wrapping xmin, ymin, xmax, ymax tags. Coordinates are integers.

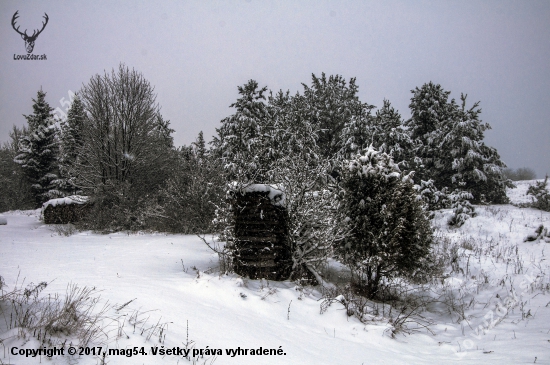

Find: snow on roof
<box><xmin>42</xmin><ymin>195</ymin><xmax>89</xmax><ymax>209</ymax></box>
<box><xmin>230</xmin><ymin>182</ymin><xmax>286</xmax><ymax>207</ymax></box>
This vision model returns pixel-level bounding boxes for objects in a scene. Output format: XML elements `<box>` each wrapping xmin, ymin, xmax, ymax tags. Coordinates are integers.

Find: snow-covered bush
<box><xmin>447</xmin><ymin>189</ymin><xmax>476</xmax><ymax>227</ymax></box>
<box><xmin>338</xmin><ymin>146</ymin><xmax>434</xmax><ymax>299</ymax></box>
<box><xmin>415</xmin><ymin>179</ymin><xmax>450</xmax><ymax>211</ymax></box>
<box><xmin>526</xmin><ymin>176</ymin><xmax>550</xmax><ymax>212</ymax></box>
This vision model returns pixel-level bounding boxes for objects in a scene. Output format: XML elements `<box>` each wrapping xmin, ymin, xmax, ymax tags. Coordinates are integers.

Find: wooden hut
<box><xmin>42</xmin><ymin>196</ymin><xmax>90</xmax><ymax>224</ymax></box>
<box><xmin>230</xmin><ymin>184</ymin><xmax>291</xmax><ymax>280</ymax></box>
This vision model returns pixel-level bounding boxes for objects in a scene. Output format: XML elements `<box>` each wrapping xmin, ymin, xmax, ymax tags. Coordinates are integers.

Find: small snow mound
<box><xmin>0</xmin><ymin>215</ymin><xmax>6</xmax><ymax>225</ymax></box>
<box><xmin>443</xmin><ymin>277</ymin><xmax>463</xmax><ymax>288</ymax></box>
<box><xmin>42</xmin><ymin>195</ymin><xmax>89</xmax><ymax>209</ymax></box>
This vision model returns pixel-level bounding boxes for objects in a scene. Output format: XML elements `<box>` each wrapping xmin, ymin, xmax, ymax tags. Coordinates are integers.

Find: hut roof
<box><xmin>231</xmin><ymin>183</ymin><xmax>286</xmax><ymax>207</ymax></box>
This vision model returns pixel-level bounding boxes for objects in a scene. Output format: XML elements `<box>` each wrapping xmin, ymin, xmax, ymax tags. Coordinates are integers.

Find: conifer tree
<box><xmin>57</xmin><ymin>94</ymin><xmax>86</xmax><ymax>194</ymax></box>
<box><xmin>407</xmin><ymin>82</ymin><xmax>512</xmax><ymax>204</ymax></box>
<box><xmin>370</xmin><ymin>100</ymin><xmax>414</xmax><ymax>170</ymax></box>
<box><xmin>211</xmin><ymin>80</ymin><xmax>273</xmax><ymax>183</ymax></box>
<box><xmin>338</xmin><ymin>146</ymin><xmax>433</xmax><ymax>298</ymax></box>
<box><xmin>438</xmin><ymin>94</ymin><xmax>511</xmax><ymax>203</ymax></box>
<box><xmin>15</xmin><ymin>89</ymin><xmax>60</xmax><ymax>206</ymax></box>
<box><xmin>406</xmin><ymin>82</ymin><xmax>453</xmax><ymax>184</ymax></box>
<box><xmin>301</xmin><ymin>73</ymin><xmax>372</xmax><ymax>159</ymax></box>
<box><xmin>193</xmin><ymin>130</ymin><xmax>207</xmax><ymax>161</ymax></box>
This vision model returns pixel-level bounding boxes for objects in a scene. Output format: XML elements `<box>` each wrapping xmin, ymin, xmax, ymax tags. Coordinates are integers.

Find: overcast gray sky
<box><xmin>1</xmin><ymin>0</ymin><xmax>549</xmax><ymax>177</ymax></box>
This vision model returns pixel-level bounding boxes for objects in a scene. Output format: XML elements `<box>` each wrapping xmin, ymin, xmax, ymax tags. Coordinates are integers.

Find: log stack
<box><xmin>231</xmin><ymin>185</ymin><xmax>291</xmax><ymax>280</ymax></box>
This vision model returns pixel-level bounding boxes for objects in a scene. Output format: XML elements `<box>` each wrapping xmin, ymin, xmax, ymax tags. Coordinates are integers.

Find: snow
<box><xmin>1</xmin><ymin>182</ymin><xmax>550</xmax><ymax>364</ymax></box>
<box><xmin>507</xmin><ymin>179</ymin><xmax>545</xmax><ymax>205</ymax></box>
<box><xmin>42</xmin><ymin>195</ymin><xmax>89</xmax><ymax>208</ymax></box>
<box><xmin>232</xmin><ymin>183</ymin><xmax>286</xmax><ymax>207</ymax></box>
<box><xmin>0</xmin><ymin>215</ymin><xmax>6</xmax><ymax>225</ymax></box>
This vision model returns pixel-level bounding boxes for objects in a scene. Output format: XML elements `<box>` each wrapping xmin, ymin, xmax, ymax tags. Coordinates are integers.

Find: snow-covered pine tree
<box><xmin>438</xmin><ymin>94</ymin><xmax>512</xmax><ymax>203</ymax></box>
<box><xmin>406</xmin><ymin>82</ymin><xmax>454</xmax><ymax>185</ymax></box>
<box><xmin>301</xmin><ymin>73</ymin><xmax>372</xmax><ymax>160</ymax></box>
<box><xmin>476</xmin><ymin>144</ymin><xmax>513</xmax><ymax>204</ymax></box>
<box><xmin>57</xmin><ymin>94</ymin><xmax>86</xmax><ymax>195</ymax></box>
<box><xmin>338</xmin><ymin>146</ymin><xmax>434</xmax><ymax>299</ymax></box>
<box><xmin>408</xmin><ymin>82</ymin><xmax>512</xmax><ymax>204</ymax></box>
<box><xmin>527</xmin><ymin>175</ymin><xmax>550</xmax><ymax>212</ymax></box>
<box><xmin>211</xmin><ymin>80</ymin><xmax>273</xmax><ymax>184</ymax></box>
<box><xmin>370</xmin><ymin>99</ymin><xmax>414</xmax><ymax>171</ymax></box>
<box><xmin>15</xmin><ymin>89</ymin><xmax>61</xmax><ymax>206</ymax></box>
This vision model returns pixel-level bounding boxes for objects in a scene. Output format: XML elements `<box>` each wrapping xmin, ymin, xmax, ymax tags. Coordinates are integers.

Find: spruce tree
<box><xmin>193</xmin><ymin>130</ymin><xmax>207</xmax><ymax>161</ymax></box>
<box><xmin>211</xmin><ymin>80</ymin><xmax>273</xmax><ymax>183</ymax></box>
<box><xmin>57</xmin><ymin>94</ymin><xmax>86</xmax><ymax>195</ymax></box>
<box><xmin>15</xmin><ymin>89</ymin><xmax>60</xmax><ymax>206</ymax></box>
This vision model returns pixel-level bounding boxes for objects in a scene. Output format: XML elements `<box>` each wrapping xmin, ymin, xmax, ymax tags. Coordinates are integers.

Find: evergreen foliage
<box><xmin>0</xmin><ymin>126</ymin><xmax>34</xmax><ymax>212</ymax></box>
<box><xmin>407</xmin><ymin>82</ymin><xmax>512</xmax><ymax>204</ymax></box>
<box><xmin>338</xmin><ymin>146</ymin><xmax>434</xmax><ymax>298</ymax></box>
<box><xmin>301</xmin><ymin>73</ymin><xmax>373</xmax><ymax>160</ymax></box>
<box><xmin>14</xmin><ymin>89</ymin><xmax>61</xmax><ymax>206</ymax></box>
<box><xmin>211</xmin><ymin>80</ymin><xmax>273</xmax><ymax>184</ymax></box>
<box><xmin>370</xmin><ymin>100</ymin><xmax>414</xmax><ymax>170</ymax></box>
<box><xmin>438</xmin><ymin>94</ymin><xmax>511</xmax><ymax>203</ymax></box>
<box><xmin>268</xmin><ymin>98</ymin><xmax>345</xmax><ymax>282</ymax></box>
<box><xmin>448</xmin><ymin>189</ymin><xmax>477</xmax><ymax>227</ymax></box>
<box><xmin>57</xmin><ymin>94</ymin><xmax>86</xmax><ymax>195</ymax></box>
<box><xmin>527</xmin><ymin>176</ymin><xmax>550</xmax><ymax>212</ymax></box>
<box><xmin>415</xmin><ymin>179</ymin><xmax>450</xmax><ymax>212</ymax></box>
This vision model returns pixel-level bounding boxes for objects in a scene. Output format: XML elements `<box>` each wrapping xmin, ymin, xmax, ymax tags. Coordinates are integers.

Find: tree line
<box><xmin>0</xmin><ymin>65</ymin><xmax>521</xmax><ymax>297</ymax></box>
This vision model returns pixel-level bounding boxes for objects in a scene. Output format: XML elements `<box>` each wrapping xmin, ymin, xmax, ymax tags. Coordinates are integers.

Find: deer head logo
<box><xmin>12</xmin><ymin>11</ymin><xmax>49</xmax><ymax>54</ymax></box>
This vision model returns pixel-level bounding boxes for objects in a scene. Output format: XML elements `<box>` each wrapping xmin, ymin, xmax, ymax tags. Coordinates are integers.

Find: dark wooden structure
<box><xmin>43</xmin><ymin>197</ymin><xmax>91</xmax><ymax>224</ymax></box>
<box><xmin>231</xmin><ymin>186</ymin><xmax>291</xmax><ymax>280</ymax></box>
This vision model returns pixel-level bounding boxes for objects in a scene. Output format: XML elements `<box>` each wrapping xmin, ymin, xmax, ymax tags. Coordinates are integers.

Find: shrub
<box><xmin>527</xmin><ymin>176</ymin><xmax>550</xmax><ymax>212</ymax></box>
<box><xmin>338</xmin><ymin>147</ymin><xmax>434</xmax><ymax>299</ymax></box>
<box><xmin>415</xmin><ymin>179</ymin><xmax>450</xmax><ymax>212</ymax></box>
<box><xmin>448</xmin><ymin>189</ymin><xmax>477</xmax><ymax>227</ymax></box>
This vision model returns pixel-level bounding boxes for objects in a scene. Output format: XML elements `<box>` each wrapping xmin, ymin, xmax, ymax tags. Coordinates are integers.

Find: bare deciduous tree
<box><xmin>75</xmin><ymin>64</ymin><xmax>171</xmax><ymax>195</ymax></box>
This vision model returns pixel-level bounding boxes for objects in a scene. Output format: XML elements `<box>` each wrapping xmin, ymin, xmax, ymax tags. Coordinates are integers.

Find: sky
<box><xmin>1</xmin><ymin>0</ymin><xmax>549</xmax><ymax>177</ymax></box>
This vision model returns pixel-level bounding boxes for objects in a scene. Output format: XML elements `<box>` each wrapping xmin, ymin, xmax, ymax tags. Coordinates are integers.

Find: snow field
<box><xmin>1</xmin><ymin>182</ymin><xmax>550</xmax><ymax>364</ymax></box>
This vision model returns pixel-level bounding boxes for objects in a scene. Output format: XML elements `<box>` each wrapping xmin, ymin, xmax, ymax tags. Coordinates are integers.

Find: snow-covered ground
<box><xmin>506</xmin><ymin>179</ymin><xmax>543</xmax><ymax>206</ymax></box>
<box><xmin>1</xmin><ymin>181</ymin><xmax>550</xmax><ymax>365</ymax></box>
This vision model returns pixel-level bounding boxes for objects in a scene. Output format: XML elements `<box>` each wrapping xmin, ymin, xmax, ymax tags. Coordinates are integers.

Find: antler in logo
<box><xmin>12</xmin><ymin>11</ymin><xmax>49</xmax><ymax>54</ymax></box>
